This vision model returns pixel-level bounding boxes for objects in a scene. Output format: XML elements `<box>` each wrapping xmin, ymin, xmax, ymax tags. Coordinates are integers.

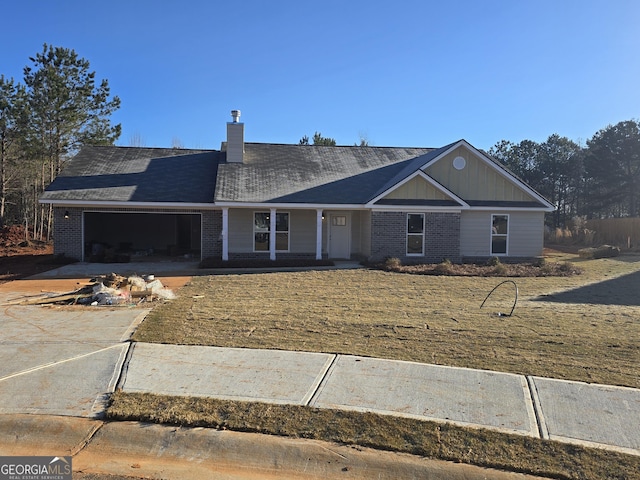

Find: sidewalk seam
<box><xmin>526</xmin><ymin>376</ymin><xmax>549</xmax><ymax>440</ymax></box>
<box><xmin>114</xmin><ymin>341</ymin><xmax>136</xmax><ymax>391</ymax></box>
<box><xmin>306</xmin><ymin>354</ymin><xmax>339</xmax><ymax>406</ymax></box>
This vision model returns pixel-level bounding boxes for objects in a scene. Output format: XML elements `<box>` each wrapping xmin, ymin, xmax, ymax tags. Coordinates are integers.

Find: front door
<box><xmin>328</xmin><ymin>213</ymin><xmax>351</xmax><ymax>259</ymax></box>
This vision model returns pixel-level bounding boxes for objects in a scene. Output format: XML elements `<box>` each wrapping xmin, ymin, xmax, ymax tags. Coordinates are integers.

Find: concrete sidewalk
<box><xmin>122</xmin><ymin>343</ymin><xmax>640</xmax><ymax>456</ymax></box>
<box><xmin>0</xmin><ymin>266</ymin><xmax>638</xmax><ymax>477</ymax></box>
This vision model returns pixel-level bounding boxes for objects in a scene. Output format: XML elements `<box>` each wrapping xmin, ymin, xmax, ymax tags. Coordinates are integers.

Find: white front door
<box><xmin>328</xmin><ymin>213</ymin><xmax>351</xmax><ymax>259</ymax></box>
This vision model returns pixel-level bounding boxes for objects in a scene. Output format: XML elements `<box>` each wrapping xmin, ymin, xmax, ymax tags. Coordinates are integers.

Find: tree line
<box><xmin>0</xmin><ymin>44</ymin><xmax>121</xmax><ymax>240</ymax></box>
<box><xmin>1</xmin><ymin>45</ymin><xmax>637</xmax><ymax>240</ymax></box>
<box><xmin>489</xmin><ymin>120</ymin><xmax>640</xmax><ymax>228</ymax></box>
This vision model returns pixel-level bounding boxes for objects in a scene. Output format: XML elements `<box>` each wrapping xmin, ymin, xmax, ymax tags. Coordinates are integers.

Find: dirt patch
<box><xmin>0</xmin><ymin>226</ymin><xmax>57</xmax><ymax>284</ymax></box>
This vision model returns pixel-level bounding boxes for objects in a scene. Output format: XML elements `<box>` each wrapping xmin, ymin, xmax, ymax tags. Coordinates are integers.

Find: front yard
<box><xmin>133</xmin><ymin>251</ymin><xmax>640</xmax><ymax>388</ymax></box>
<box><xmin>111</xmin><ymin>251</ymin><xmax>640</xmax><ymax>479</ymax></box>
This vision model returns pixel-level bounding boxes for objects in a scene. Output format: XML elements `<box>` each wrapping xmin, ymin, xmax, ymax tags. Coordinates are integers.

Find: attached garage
<box><xmin>84</xmin><ymin>212</ymin><xmax>201</xmax><ymax>261</ymax></box>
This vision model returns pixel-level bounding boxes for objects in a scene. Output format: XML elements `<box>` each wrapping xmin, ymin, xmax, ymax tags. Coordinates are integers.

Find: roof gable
<box><xmin>372</xmin><ymin>171</ymin><xmax>467</xmax><ymax>208</ymax></box>
<box><xmin>423</xmin><ymin>141</ymin><xmax>554</xmax><ymax>209</ymax></box>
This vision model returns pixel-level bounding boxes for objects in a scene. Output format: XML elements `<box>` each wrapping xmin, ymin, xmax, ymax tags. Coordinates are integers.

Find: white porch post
<box><xmin>315</xmin><ymin>209</ymin><xmax>323</xmax><ymax>260</ymax></box>
<box><xmin>269</xmin><ymin>207</ymin><xmax>276</xmax><ymax>261</ymax></box>
<box><xmin>221</xmin><ymin>207</ymin><xmax>229</xmax><ymax>261</ymax></box>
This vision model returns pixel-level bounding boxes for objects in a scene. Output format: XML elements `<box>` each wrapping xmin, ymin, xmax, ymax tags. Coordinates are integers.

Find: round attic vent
<box><xmin>453</xmin><ymin>156</ymin><xmax>466</xmax><ymax>170</ymax></box>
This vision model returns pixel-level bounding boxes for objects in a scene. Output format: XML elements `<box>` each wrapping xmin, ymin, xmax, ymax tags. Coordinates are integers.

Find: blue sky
<box><xmin>2</xmin><ymin>0</ymin><xmax>639</xmax><ymax>151</ymax></box>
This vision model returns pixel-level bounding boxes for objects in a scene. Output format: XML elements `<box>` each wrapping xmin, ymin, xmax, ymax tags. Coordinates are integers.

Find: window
<box><xmin>407</xmin><ymin>213</ymin><xmax>424</xmax><ymax>255</ymax></box>
<box><xmin>332</xmin><ymin>215</ymin><xmax>347</xmax><ymax>226</ymax></box>
<box><xmin>254</xmin><ymin>212</ymin><xmax>289</xmax><ymax>252</ymax></box>
<box><xmin>491</xmin><ymin>214</ymin><xmax>508</xmax><ymax>255</ymax></box>
<box><xmin>275</xmin><ymin>212</ymin><xmax>289</xmax><ymax>251</ymax></box>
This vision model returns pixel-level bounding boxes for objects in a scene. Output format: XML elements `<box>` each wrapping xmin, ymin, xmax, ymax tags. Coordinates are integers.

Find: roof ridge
<box><xmin>243</xmin><ymin>142</ymin><xmax>436</xmax><ymax>150</ymax></box>
<box><xmin>90</xmin><ymin>145</ymin><xmax>218</xmax><ymax>152</ymax></box>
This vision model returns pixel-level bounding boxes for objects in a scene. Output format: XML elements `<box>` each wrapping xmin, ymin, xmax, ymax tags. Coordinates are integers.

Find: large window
<box><xmin>254</xmin><ymin>212</ymin><xmax>289</xmax><ymax>252</ymax></box>
<box><xmin>407</xmin><ymin>213</ymin><xmax>425</xmax><ymax>255</ymax></box>
<box><xmin>491</xmin><ymin>214</ymin><xmax>508</xmax><ymax>255</ymax></box>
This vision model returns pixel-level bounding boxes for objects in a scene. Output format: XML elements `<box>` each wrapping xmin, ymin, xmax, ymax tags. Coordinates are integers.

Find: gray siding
<box><xmin>360</xmin><ymin>210</ymin><xmax>372</xmax><ymax>257</ymax></box>
<box><xmin>509</xmin><ymin>211</ymin><xmax>545</xmax><ymax>256</ymax></box>
<box><xmin>228</xmin><ymin>209</ymin><xmax>254</xmax><ymax>252</ymax></box>
<box><xmin>228</xmin><ymin>208</ymin><xmax>319</xmax><ymax>255</ymax></box>
<box><xmin>460</xmin><ymin>211</ymin><xmax>544</xmax><ymax>258</ymax></box>
<box><xmin>290</xmin><ymin>210</ymin><xmax>316</xmax><ymax>253</ymax></box>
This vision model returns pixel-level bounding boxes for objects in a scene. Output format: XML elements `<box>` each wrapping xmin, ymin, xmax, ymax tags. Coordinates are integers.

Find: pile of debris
<box><xmin>20</xmin><ymin>273</ymin><xmax>176</xmax><ymax>306</ymax></box>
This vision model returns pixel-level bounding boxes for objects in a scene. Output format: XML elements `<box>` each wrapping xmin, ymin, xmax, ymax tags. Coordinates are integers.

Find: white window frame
<box><xmin>490</xmin><ymin>214</ymin><xmax>509</xmax><ymax>256</ymax></box>
<box><xmin>406</xmin><ymin>213</ymin><xmax>425</xmax><ymax>256</ymax></box>
<box><xmin>253</xmin><ymin>211</ymin><xmax>290</xmax><ymax>252</ymax></box>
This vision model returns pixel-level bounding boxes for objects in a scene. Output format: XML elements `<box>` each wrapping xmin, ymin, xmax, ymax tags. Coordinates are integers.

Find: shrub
<box><xmin>578</xmin><ymin>245</ymin><xmax>621</xmax><ymax>259</ymax></box>
<box><xmin>434</xmin><ymin>258</ymin><xmax>452</xmax><ymax>274</ymax></box>
<box><xmin>558</xmin><ymin>261</ymin><xmax>575</xmax><ymax>273</ymax></box>
<box><xmin>487</xmin><ymin>256</ymin><xmax>501</xmax><ymax>267</ymax></box>
<box><xmin>493</xmin><ymin>263</ymin><xmax>508</xmax><ymax>275</ymax></box>
<box><xmin>384</xmin><ymin>257</ymin><xmax>402</xmax><ymax>269</ymax></box>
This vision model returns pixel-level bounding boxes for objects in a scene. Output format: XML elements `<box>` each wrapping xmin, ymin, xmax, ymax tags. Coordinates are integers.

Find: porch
<box><xmin>219</xmin><ymin>207</ymin><xmax>370</xmax><ymax>261</ymax></box>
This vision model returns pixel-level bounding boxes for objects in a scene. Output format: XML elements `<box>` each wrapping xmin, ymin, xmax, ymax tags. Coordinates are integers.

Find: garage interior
<box><xmin>84</xmin><ymin>212</ymin><xmax>201</xmax><ymax>261</ymax></box>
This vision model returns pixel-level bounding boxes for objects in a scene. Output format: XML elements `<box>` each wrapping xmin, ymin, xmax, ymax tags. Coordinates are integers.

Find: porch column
<box><xmin>221</xmin><ymin>207</ymin><xmax>229</xmax><ymax>261</ymax></box>
<box><xmin>269</xmin><ymin>207</ymin><xmax>276</xmax><ymax>261</ymax></box>
<box><xmin>315</xmin><ymin>209</ymin><xmax>323</xmax><ymax>260</ymax></box>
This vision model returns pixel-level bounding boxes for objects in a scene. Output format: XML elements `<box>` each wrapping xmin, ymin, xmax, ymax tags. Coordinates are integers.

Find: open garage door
<box><xmin>84</xmin><ymin>212</ymin><xmax>201</xmax><ymax>261</ymax></box>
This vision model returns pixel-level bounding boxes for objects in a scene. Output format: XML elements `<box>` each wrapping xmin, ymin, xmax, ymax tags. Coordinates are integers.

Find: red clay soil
<box><xmin>0</xmin><ymin>225</ymin><xmax>55</xmax><ymax>285</ymax></box>
<box><xmin>0</xmin><ymin>226</ymin><xmax>193</xmax><ymax>295</ymax></box>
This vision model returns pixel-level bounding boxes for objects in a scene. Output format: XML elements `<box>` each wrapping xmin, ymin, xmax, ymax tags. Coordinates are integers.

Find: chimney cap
<box><xmin>231</xmin><ymin>110</ymin><xmax>241</xmax><ymax>123</ymax></box>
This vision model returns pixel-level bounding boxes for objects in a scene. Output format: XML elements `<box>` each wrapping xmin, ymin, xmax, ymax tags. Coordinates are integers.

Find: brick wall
<box><xmin>52</xmin><ymin>207</ymin><xmax>220</xmax><ymax>261</ymax></box>
<box><xmin>202</xmin><ymin>210</ymin><xmax>222</xmax><ymax>259</ymax></box>
<box><xmin>53</xmin><ymin>207</ymin><xmax>83</xmax><ymax>260</ymax></box>
<box><xmin>228</xmin><ymin>252</ymin><xmax>318</xmax><ymax>261</ymax></box>
<box><xmin>369</xmin><ymin>211</ymin><xmax>461</xmax><ymax>263</ymax></box>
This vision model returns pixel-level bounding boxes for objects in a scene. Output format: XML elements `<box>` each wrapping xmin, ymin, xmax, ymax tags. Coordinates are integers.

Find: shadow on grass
<box><xmin>533</xmin><ymin>269</ymin><xmax>640</xmax><ymax>306</ymax></box>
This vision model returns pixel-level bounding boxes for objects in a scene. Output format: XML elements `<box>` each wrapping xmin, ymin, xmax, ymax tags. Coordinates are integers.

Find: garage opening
<box><xmin>84</xmin><ymin>212</ymin><xmax>201</xmax><ymax>261</ymax></box>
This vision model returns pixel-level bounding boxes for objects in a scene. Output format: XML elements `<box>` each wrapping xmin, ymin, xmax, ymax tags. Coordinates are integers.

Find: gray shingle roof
<box><xmin>41</xmin><ymin>142</ymin><xmax>551</xmax><ymax>209</ymax></box>
<box><xmin>215</xmin><ymin>144</ymin><xmax>433</xmax><ymax>203</ymax></box>
<box><xmin>41</xmin><ymin>146</ymin><xmax>220</xmax><ymax>203</ymax></box>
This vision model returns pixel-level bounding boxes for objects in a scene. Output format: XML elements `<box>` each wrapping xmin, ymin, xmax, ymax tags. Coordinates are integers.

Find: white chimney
<box><xmin>226</xmin><ymin>109</ymin><xmax>244</xmax><ymax>163</ymax></box>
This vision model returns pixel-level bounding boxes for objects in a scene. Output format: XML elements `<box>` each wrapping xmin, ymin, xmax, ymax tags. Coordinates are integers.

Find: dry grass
<box><xmin>108</xmin><ymin>391</ymin><xmax>640</xmax><ymax>480</ymax></box>
<box><xmin>133</xmin><ymin>252</ymin><xmax>640</xmax><ymax>388</ymax></box>
<box><xmin>587</xmin><ymin>217</ymin><xmax>640</xmax><ymax>249</ymax></box>
<box><xmin>120</xmin><ymin>251</ymin><xmax>640</xmax><ymax>477</ymax></box>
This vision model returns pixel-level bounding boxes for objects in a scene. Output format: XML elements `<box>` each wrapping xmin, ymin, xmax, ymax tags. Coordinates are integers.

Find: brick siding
<box><xmin>369</xmin><ymin>211</ymin><xmax>461</xmax><ymax>263</ymax></box>
<box><xmin>53</xmin><ymin>207</ymin><xmax>83</xmax><ymax>260</ymax></box>
<box><xmin>52</xmin><ymin>207</ymin><xmax>220</xmax><ymax>261</ymax></box>
<box><xmin>227</xmin><ymin>252</ymin><xmax>317</xmax><ymax>261</ymax></box>
<box><xmin>202</xmin><ymin>210</ymin><xmax>222</xmax><ymax>259</ymax></box>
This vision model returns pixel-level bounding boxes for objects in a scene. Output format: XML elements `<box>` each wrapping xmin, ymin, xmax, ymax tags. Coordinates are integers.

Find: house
<box><xmin>40</xmin><ymin>111</ymin><xmax>555</xmax><ymax>264</ymax></box>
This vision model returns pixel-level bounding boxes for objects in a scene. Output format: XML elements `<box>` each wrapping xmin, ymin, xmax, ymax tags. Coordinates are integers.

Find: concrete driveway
<box><xmin>0</xmin><ymin>289</ymin><xmax>148</xmax><ymax>418</ymax></box>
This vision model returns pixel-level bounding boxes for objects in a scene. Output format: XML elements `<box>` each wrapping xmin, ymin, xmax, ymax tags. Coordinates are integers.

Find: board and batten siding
<box><xmin>383</xmin><ymin>176</ymin><xmax>449</xmax><ymax>200</ymax></box>
<box><xmin>425</xmin><ymin>146</ymin><xmax>538</xmax><ymax>202</ymax></box>
<box><xmin>460</xmin><ymin>210</ymin><xmax>544</xmax><ymax>257</ymax></box>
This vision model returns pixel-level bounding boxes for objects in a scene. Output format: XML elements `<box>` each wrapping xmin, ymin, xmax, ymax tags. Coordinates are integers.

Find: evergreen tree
<box><xmin>22</xmin><ymin>44</ymin><xmax>121</xmax><ymax>238</ymax></box>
